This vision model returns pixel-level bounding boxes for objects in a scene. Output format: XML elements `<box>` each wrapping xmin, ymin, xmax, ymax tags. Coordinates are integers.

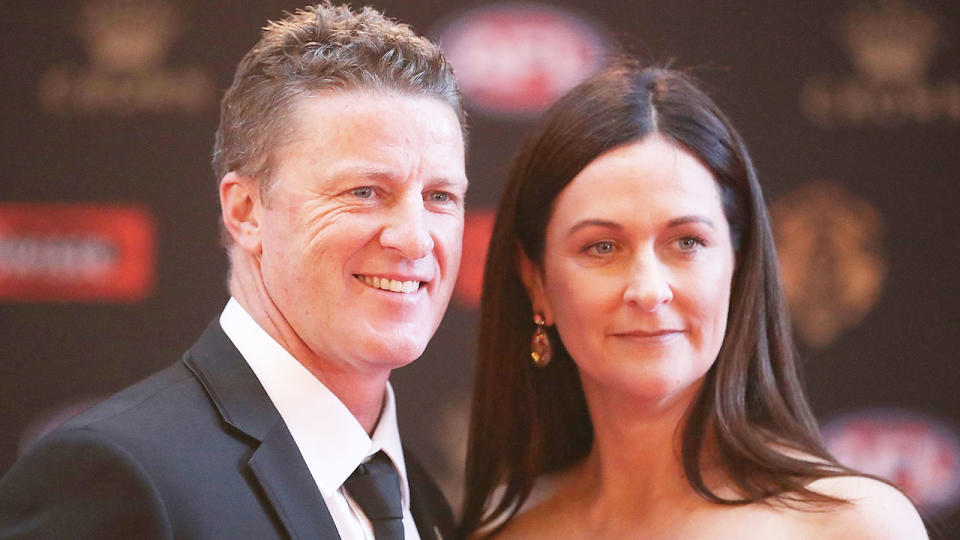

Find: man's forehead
<box><xmin>277</xmin><ymin>91</ymin><xmax>462</xmax><ymax>146</ymax></box>
<box><xmin>295</xmin><ymin>88</ymin><xmax>460</xmax><ymax>124</ymax></box>
<box><xmin>267</xmin><ymin>91</ymin><xmax>467</xmax><ymax>185</ymax></box>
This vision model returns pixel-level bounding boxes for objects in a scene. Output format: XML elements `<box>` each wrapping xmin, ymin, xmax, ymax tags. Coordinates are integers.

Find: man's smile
<box><xmin>354</xmin><ymin>274</ymin><xmax>424</xmax><ymax>294</ymax></box>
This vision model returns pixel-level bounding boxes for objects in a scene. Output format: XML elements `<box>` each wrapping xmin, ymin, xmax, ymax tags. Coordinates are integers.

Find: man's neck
<box><xmin>228</xmin><ymin>252</ymin><xmax>389</xmax><ymax>433</ymax></box>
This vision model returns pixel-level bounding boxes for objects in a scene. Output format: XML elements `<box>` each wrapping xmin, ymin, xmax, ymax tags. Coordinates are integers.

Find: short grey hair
<box><xmin>212</xmin><ymin>2</ymin><xmax>465</xmax><ymax>187</ymax></box>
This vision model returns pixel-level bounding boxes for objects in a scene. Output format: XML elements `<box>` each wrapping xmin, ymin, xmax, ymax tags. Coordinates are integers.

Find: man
<box><xmin>0</xmin><ymin>3</ymin><xmax>467</xmax><ymax>539</ymax></box>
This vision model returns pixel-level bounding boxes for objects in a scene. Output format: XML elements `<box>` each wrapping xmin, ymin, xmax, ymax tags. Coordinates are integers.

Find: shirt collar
<box><xmin>219</xmin><ymin>298</ymin><xmax>411</xmax><ymax>507</ymax></box>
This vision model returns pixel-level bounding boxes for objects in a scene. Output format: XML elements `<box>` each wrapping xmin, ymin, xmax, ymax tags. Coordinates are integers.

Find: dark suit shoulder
<box><xmin>2</xmin><ymin>364</ymin><xmax>286</xmax><ymax>538</ymax></box>
<box><xmin>1</xmin><ymin>321</ymin><xmax>295</xmax><ymax>539</ymax></box>
<box><xmin>61</xmin><ymin>360</ymin><xmax>196</xmax><ymax>432</ymax></box>
<box><xmin>0</xmin><ymin>427</ymin><xmax>174</xmax><ymax>539</ymax></box>
<box><xmin>0</xmin><ymin>362</ymin><xmax>211</xmax><ymax>539</ymax></box>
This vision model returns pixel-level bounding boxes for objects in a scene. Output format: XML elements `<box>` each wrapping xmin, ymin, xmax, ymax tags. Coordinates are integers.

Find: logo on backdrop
<box><xmin>823</xmin><ymin>409</ymin><xmax>960</xmax><ymax>514</ymax></box>
<box><xmin>435</xmin><ymin>3</ymin><xmax>609</xmax><ymax>118</ymax></box>
<box><xmin>454</xmin><ymin>210</ymin><xmax>495</xmax><ymax>308</ymax></box>
<box><xmin>0</xmin><ymin>204</ymin><xmax>155</xmax><ymax>302</ymax></box>
<box><xmin>38</xmin><ymin>0</ymin><xmax>214</xmax><ymax>116</ymax></box>
<box><xmin>771</xmin><ymin>181</ymin><xmax>886</xmax><ymax>349</ymax></box>
<box><xmin>800</xmin><ymin>0</ymin><xmax>960</xmax><ymax>127</ymax></box>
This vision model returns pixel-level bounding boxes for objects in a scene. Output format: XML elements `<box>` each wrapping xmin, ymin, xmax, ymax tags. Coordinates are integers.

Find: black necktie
<box><xmin>343</xmin><ymin>451</ymin><xmax>405</xmax><ymax>540</ymax></box>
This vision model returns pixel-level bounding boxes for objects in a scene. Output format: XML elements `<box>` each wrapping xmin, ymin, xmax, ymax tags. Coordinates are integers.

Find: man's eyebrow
<box><xmin>328</xmin><ymin>164</ymin><xmax>468</xmax><ymax>188</ymax></box>
<box><xmin>331</xmin><ymin>165</ymin><xmax>392</xmax><ymax>181</ymax></box>
<box><xmin>428</xmin><ymin>177</ymin><xmax>469</xmax><ymax>190</ymax></box>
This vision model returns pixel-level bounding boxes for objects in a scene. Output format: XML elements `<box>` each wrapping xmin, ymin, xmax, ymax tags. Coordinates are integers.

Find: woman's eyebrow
<box><xmin>667</xmin><ymin>215</ymin><xmax>716</xmax><ymax>229</ymax></box>
<box><xmin>568</xmin><ymin>216</ymin><xmax>715</xmax><ymax>235</ymax></box>
<box><xmin>567</xmin><ymin>219</ymin><xmax>622</xmax><ymax>235</ymax></box>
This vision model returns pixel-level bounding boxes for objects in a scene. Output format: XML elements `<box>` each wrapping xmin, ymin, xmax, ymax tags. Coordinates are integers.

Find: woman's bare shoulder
<box><xmin>801</xmin><ymin>476</ymin><xmax>928</xmax><ymax>540</ymax></box>
<box><xmin>486</xmin><ymin>491</ymin><xmax>578</xmax><ymax>539</ymax></box>
<box><xmin>483</xmin><ymin>472</ymin><xmax>589</xmax><ymax>540</ymax></box>
<box><xmin>485</xmin><ymin>509</ymin><xmax>554</xmax><ymax>540</ymax></box>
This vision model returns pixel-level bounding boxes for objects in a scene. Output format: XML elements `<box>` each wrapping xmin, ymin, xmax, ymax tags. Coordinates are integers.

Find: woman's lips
<box><xmin>609</xmin><ymin>329</ymin><xmax>683</xmax><ymax>341</ymax></box>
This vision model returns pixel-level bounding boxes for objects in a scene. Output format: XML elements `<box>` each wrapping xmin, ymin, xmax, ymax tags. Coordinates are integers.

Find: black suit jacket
<box><xmin>0</xmin><ymin>320</ymin><xmax>455</xmax><ymax>539</ymax></box>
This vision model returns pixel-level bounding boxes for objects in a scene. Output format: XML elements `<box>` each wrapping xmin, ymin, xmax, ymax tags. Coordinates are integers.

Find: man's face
<box><xmin>256</xmin><ymin>91</ymin><xmax>467</xmax><ymax>374</ymax></box>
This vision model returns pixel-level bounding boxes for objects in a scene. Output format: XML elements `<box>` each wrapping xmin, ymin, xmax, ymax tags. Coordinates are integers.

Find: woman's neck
<box><xmin>569</xmin><ymin>378</ymin><xmax>717</xmax><ymax>520</ymax></box>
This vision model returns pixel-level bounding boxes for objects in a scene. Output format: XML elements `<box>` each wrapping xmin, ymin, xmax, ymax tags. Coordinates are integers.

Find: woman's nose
<box><xmin>622</xmin><ymin>253</ymin><xmax>673</xmax><ymax>311</ymax></box>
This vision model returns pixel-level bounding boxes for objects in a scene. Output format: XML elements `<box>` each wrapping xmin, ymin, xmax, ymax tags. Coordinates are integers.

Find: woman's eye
<box><xmin>677</xmin><ymin>236</ymin><xmax>704</xmax><ymax>250</ymax></box>
<box><xmin>589</xmin><ymin>241</ymin><xmax>616</xmax><ymax>255</ymax></box>
<box><xmin>352</xmin><ymin>187</ymin><xmax>374</xmax><ymax>199</ymax></box>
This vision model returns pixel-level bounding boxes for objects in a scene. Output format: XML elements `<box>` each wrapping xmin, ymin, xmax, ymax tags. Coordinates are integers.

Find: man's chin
<box><xmin>359</xmin><ymin>339</ymin><xmax>429</xmax><ymax>370</ymax></box>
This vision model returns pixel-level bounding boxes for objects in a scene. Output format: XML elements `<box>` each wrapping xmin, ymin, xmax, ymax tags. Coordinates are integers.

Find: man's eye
<box><xmin>428</xmin><ymin>191</ymin><xmax>451</xmax><ymax>203</ymax></box>
<box><xmin>352</xmin><ymin>187</ymin><xmax>374</xmax><ymax>198</ymax></box>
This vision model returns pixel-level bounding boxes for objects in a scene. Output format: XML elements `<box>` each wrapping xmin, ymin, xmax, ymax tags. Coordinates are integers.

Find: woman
<box><xmin>460</xmin><ymin>63</ymin><xmax>926</xmax><ymax>538</ymax></box>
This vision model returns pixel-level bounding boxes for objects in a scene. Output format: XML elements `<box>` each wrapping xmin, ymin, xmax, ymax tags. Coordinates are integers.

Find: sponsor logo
<box><xmin>436</xmin><ymin>3</ymin><xmax>609</xmax><ymax>117</ymax></box>
<box><xmin>0</xmin><ymin>203</ymin><xmax>155</xmax><ymax>302</ymax></box>
<box><xmin>800</xmin><ymin>0</ymin><xmax>960</xmax><ymax>127</ymax></box>
<box><xmin>824</xmin><ymin>409</ymin><xmax>960</xmax><ymax>514</ymax></box>
<box><xmin>38</xmin><ymin>0</ymin><xmax>214</xmax><ymax>116</ymax></box>
<box><xmin>454</xmin><ymin>210</ymin><xmax>494</xmax><ymax>308</ymax></box>
<box><xmin>772</xmin><ymin>181</ymin><xmax>886</xmax><ymax>348</ymax></box>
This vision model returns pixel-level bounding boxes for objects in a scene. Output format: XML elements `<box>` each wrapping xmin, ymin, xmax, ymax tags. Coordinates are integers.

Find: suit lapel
<box><xmin>409</xmin><ymin>497</ymin><xmax>441</xmax><ymax>540</ymax></box>
<box><xmin>406</xmin><ymin>450</ymin><xmax>454</xmax><ymax>540</ymax></box>
<box><xmin>249</xmin><ymin>422</ymin><xmax>340</xmax><ymax>539</ymax></box>
<box><xmin>183</xmin><ymin>320</ymin><xmax>340</xmax><ymax>539</ymax></box>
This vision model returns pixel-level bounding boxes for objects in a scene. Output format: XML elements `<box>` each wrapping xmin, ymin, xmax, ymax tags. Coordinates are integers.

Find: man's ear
<box><xmin>517</xmin><ymin>246</ymin><xmax>554</xmax><ymax>325</ymax></box>
<box><xmin>219</xmin><ymin>172</ymin><xmax>263</xmax><ymax>254</ymax></box>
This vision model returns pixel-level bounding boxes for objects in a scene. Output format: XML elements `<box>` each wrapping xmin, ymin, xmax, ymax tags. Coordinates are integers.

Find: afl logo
<box><xmin>823</xmin><ymin>409</ymin><xmax>960</xmax><ymax>514</ymax></box>
<box><xmin>436</xmin><ymin>3</ymin><xmax>609</xmax><ymax>117</ymax></box>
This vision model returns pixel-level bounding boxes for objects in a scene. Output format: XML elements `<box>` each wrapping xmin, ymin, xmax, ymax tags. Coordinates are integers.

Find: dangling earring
<box><xmin>530</xmin><ymin>314</ymin><xmax>552</xmax><ymax>367</ymax></box>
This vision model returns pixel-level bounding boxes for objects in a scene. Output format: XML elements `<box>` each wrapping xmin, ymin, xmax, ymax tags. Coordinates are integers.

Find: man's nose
<box><xmin>379</xmin><ymin>193</ymin><xmax>434</xmax><ymax>259</ymax></box>
<box><xmin>622</xmin><ymin>251</ymin><xmax>673</xmax><ymax>311</ymax></box>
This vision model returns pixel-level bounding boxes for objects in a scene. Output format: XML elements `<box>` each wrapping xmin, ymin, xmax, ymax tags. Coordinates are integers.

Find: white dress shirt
<box><xmin>220</xmin><ymin>298</ymin><xmax>421</xmax><ymax>540</ymax></box>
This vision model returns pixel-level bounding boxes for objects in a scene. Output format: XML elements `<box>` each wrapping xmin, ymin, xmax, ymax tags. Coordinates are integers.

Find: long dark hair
<box><xmin>460</xmin><ymin>63</ymin><xmax>856</xmax><ymax>536</ymax></box>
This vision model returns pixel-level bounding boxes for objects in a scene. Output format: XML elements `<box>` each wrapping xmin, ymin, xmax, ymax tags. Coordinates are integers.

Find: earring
<box><xmin>530</xmin><ymin>314</ymin><xmax>552</xmax><ymax>367</ymax></box>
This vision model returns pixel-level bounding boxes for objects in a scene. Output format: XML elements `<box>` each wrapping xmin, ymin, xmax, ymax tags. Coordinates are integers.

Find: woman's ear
<box><xmin>220</xmin><ymin>171</ymin><xmax>263</xmax><ymax>254</ymax></box>
<box><xmin>517</xmin><ymin>246</ymin><xmax>554</xmax><ymax>325</ymax></box>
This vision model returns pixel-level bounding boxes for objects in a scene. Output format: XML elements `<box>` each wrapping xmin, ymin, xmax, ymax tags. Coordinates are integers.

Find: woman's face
<box><xmin>525</xmin><ymin>135</ymin><xmax>736</xmax><ymax>407</ymax></box>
